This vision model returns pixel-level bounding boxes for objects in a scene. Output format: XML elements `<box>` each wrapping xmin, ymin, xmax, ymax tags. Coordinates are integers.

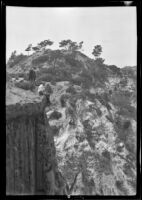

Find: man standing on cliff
<box><xmin>29</xmin><ymin>67</ymin><xmax>36</xmax><ymax>85</ymax></box>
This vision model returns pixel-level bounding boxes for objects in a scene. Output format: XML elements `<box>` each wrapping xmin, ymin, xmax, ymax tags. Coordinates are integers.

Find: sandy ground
<box><xmin>6</xmin><ymin>84</ymin><xmax>41</xmax><ymax>106</ymax></box>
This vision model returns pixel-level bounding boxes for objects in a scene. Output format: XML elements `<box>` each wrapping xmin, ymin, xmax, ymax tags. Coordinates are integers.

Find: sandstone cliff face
<box><xmin>46</xmin><ymin>77</ymin><xmax>136</xmax><ymax>196</ymax></box>
<box><xmin>6</xmin><ymin>87</ymin><xmax>66</xmax><ymax>195</ymax></box>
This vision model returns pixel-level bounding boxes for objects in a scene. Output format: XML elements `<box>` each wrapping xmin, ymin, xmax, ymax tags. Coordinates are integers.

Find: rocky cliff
<box><xmin>6</xmin><ymin>49</ymin><xmax>137</xmax><ymax>195</ymax></box>
<box><xmin>45</xmin><ymin>79</ymin><xmax>136</xmax><ymax>195</ymax></box>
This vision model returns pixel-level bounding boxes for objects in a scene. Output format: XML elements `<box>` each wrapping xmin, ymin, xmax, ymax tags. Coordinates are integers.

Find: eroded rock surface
<box><xmin>46</xmin><ymin>78</ymin><xmax>136</xmax><ymax>195</ymax></box>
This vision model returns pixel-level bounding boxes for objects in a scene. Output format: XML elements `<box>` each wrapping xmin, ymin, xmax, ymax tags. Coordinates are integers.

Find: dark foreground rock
<box><xmin>6</xmin><ymin>86</ymin><xmax>67</xmax><ymax>195</ymax></box>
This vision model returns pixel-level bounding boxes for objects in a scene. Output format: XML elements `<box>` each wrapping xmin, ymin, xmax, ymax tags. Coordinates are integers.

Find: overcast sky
<box><xmin>6</xmin><ymin>6</ymin><xmax>136</xmax><ymax>68</ymax></box>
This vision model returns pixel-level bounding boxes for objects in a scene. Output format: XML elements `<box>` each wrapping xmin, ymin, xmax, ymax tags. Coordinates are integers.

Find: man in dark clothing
<box><xmin>29</xmin><ymin>68</ymin><xmax>36</xmax><ymax>83</ymax></box>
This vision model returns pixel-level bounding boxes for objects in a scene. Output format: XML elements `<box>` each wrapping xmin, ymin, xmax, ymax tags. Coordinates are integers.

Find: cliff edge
<box><xmin>6</xmin><ymin>86</ymin><xmax>47</xmax><ymax>120</ymax></box>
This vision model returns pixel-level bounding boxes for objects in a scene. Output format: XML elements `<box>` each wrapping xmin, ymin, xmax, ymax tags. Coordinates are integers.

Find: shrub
<box><xmin>125</xmin><ymin>135</ymin><xmax>136</xmax><ymax>155</ymax></box>
<box><xmin>123</xmin><ymin>120</ymin><xmax>131</xmax><ymax>129</ymax></box>
<box><xmin>71</xmin><ymin>75</ymin><xmax>92</xmax><ymax>88</ymax></box>
<box><xmin>110</xmin><ymin>91</ymin><xmax>130</xmax><ymax>108</ymax></box>
<box><xmin>59</xmin><ymin>67</ymin><xmax>71</xmax><ymax>79</ymax></box>
<box><xmin>35</xmin><ymin>80</ymin><xmax>44</xmax><ymax>86</ymax></box>
<box><xmin>41</xmin><ymin>67</ymin><xmax>55</xmax><ymax>75</ymax></box>
<box><xmin>80</xmin><ymin>71</ymin><xmax>93</xmax><ymax>88</ymax></box>
<box><xmin>66</xmin><ymin>86</ymin><xmax>77</xmax><ymax>94</ymax></box>
<box><xmin>125</xmin><ymin>105</ymin><xmax>136</xmax><ymax>119</ymax></box>
<box><xmin>91</xmin><ymin>64</ymin><xmax>108</xmax><ymax>83</ymax></box>
<box><xmin>109</xmin><ymin>90</ymin><xmax>112</xmax><ymax>95</ymax></box>
<box><xmin>50</xmin><ymin>80</ymin><xmax>56</xmax><ymax>85</ymax></box>
<box><xmin>116</xmin><ymin>145</ymin><xmax>123</xmax><ymax>152</ymax></box>
<box><xmin>119</xmin><ymin>78</ymin><xmax>128</xmax><ymax>87</ymax></box>
<box><xmin>82</xmin><ymin>120</ymin><xmax>92</xmax><ymax>131</ymax></box>
<box><xmin>94</xmin><ymin>58</ymin><xmax>105</xmax><ymax>65</ymax></box>
<box><xmin>103</xmin><ymin>92</ymin><xmax>110</xmax><ymax>102</ymax></box>
<box><xmin>43</xmin><ymin>49</ymin><xmax>52</xmax><ymax>54</ymax></box>
<box><xmin>15</xmin><ymin>81</ymin><xmax>35</xmax><ymax>90</ymax></box>
<box><xmin>55</xmin><ymin>75</ymin><xmax>69</xmax><ymax>82</ymax></box>
<box><xmin>32</xmin><ymin>55</ymin><xmax>49</xmax><ymax>65</ymax></box>
<box><xmin>24</xmin><ymin>73</ymin><xmax>30</xmax><ymax>81</ymax></box>
<box><xmin>95</xmin><ymin>152</ymin><xmax>112</xmax><ymax>175</ymax></box>
<box><xmin>102</xmin><ymin>150</ymin><xmax>111</xmax><ymax>160</ymax></box>
<box><xmin>8</xmin><ymin>54</ymin><xmax>28</xmax><ymax>68</ymax></box>
<box><xmin>17</xmin><ymin>72</ymin><xmax>25</xmax><ymax>78</ymax></box>
<box><xmin>107</xmin><ymin>65</ymin><xmax>122</xmax><ymax>76</ymax></box>
<box><xmin>36</xmin><ymin>74</ymin><xmax>54</xmax><ymax>84</ymax></box>
<box><xmin>117</xmin><ymin>106</ymin><xmax>136</xmax><ymax>120</ymax></box>
<box><xmin>116</xmin><ymin>129</ymin><xmax>127</xmax><ymax>142</ymax></box>
<box><xmin>65</xmin><ymin>54</ymin><xmax>75</xmax><ymax>65</ymax></box>
<box><xmin>7</xmin><ymin>73</ymin><xmax>18</xmax><ymax>79</ymax></box>
<box><xmin>70</xmin><ymin>78</ymin><xmax>82</xmax><ymax>86</ymax></box>
<box><xmin>15</xmin><ymin>54</ymin><xmax>27</xmax><ymax>64</ymax></box>
<box><xmin>65</xmin><ymin>54</ymin><xmax>82</xmax><ymax>69</ymax></box>
<box><xmin>114</xmin><ymin>116</ymin><xmax>135</xmax><ymax>153</ymax></box>
<box><xmin>39</xmin><ymin>67</ymin><xmax>51</xmax><ymax>74</ymax></box>
<box><xmin>56</xmin><ymin>60</ymin><xmax>66</xmax><ymax>68</ymax></box>
<box><xmin>37</xmin><ymin>66</ymin><xmax>71</xmax><ymax>82</ymax></box>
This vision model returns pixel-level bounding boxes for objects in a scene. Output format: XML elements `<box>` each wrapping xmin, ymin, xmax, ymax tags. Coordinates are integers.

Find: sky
<box><xmin>6</xmin><ymin>6</ymin><xmax>137</xmax><ymax>68</ymax></box>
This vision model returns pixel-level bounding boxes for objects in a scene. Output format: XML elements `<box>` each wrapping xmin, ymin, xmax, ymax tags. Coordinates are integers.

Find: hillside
<box><xmin>6</xmin><ymin>49</ymin><xmax>137</xmax><ymax>195</ymax></box>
